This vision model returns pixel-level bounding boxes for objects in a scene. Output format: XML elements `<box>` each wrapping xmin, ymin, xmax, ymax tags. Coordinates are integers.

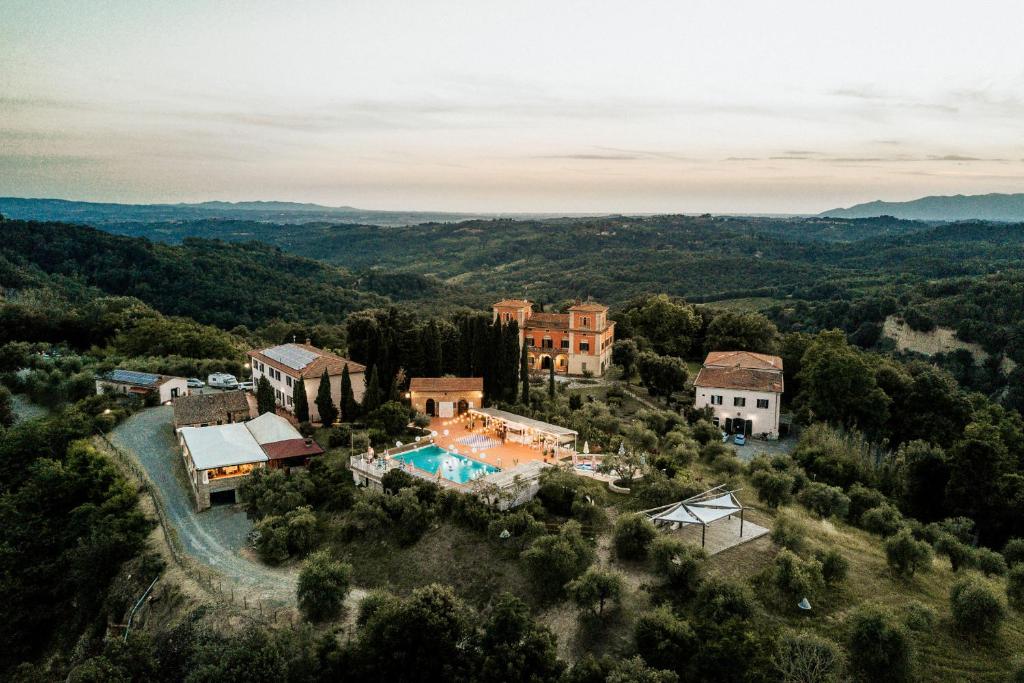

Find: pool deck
<box><xmin>428</xmin><ymin>416</ymin><xmax>565</xmax><ymax>470</ymax></box>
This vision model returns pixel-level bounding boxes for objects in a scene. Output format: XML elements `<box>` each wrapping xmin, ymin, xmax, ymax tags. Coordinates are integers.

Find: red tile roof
<box><xmin>526</xmin><ymin>312</ymin><xmax>570</xmax><ymax>329</ymax></box>
<box><xmin>493</xmin><ymin>299</ymin><xmax>532</xmax><ymax>308</ymax></box>
<box><xmin>569</xmin><ymin>301</ymin><xmax>608</xmax><ymax>312</ymax></box>
<box><xmin>704</xmin><ymin>351</ymin><xmax>783</xmax><ymax>371</ymax></box>
<box><xmin>409</xmin><ymin>377</ymin><xmax>484</xmax><ymax>393</ymax></box>
<box><xmin>694</xmin><ymin>366</ymin><xmax>784</xmax><ymax>393</ymax></box>
<box><xmin>250</xmin><ymin>343</ymin><xmax>365</xmax><ymax>380</ymax></box>
<box><xmin>261</xmin><ymin>438</ymin><xmax>325</xmax><ymax>460</ymax></box>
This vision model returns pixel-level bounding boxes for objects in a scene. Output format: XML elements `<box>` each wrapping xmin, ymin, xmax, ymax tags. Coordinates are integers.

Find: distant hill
<box><xmin>821</xmin><ymin>193</ymin><xmax>1024</xmax><ymax>222</ymax></box>
<box><xmin>0</xmin><ymin>197</ymin><xmax>597</xmax><ymax>227</ymax></box>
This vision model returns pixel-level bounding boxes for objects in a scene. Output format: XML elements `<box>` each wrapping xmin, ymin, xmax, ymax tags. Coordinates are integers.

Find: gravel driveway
<box><xmin>108</xmin><ymin>406</ymin><xmax>299</xmax><ymax>606</ymax></box>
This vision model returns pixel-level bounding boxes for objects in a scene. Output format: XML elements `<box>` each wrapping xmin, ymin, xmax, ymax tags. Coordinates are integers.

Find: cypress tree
<box><xmin>293</xmin><ymin>377</ymin><xmax>309</xmax><ymax>422</ymax></box>
<box><xmin>256</xmin><ymin>375</ymin><xmax>276</xmax><ymax>415</ymax></box>
<box><xmin>422</xmin><ymin>320</ymin><xmax>443</xmax><ymax>377</ymax></box>
<box><xmin>503</xmin><ymin>320</ymin><xmax>520</xmax><ymax>403</ymax></box>
<box><xmin>340</xmin><ymin>364</ymin><xmax>358</xmax><ymax>421</ymax></box>
<box><xmin>363</xmin><ymin>365</ymin><xmax>382</xmax><ymax>413</ymax></box>
<box><xmin>315</xmin><ymin>369</ymin><xmax>338</xmax><ymax>426</ymax></box>
<box><xmin>548</xmin><ymin>361</ymin><xmax>556</xmax><ymax>399</ymax></box>
<box><xmin>520</xmin><ymin>340</ymin><xmax>530</xmax><ymax>405</ymax></box>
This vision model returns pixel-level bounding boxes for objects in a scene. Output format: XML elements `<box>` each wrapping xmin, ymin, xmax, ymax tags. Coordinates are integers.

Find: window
<box><xmin>561</xmin><ymin>339</ymin><xmax>569</xmax><ymax>349</ymax></box>
<box><xmin>711</xmin><ymin>395</ymin><xmax>723</xmax><ymax>405</ymax></box>
<box><xmin>286</xmin><ymin>376</ymin><xmax>292</xmax><ymax>387</ymax></box>
<box><xmin>581</xmin><ymin>316</ymin><xmax>590</xmax><ymax>327</ymax></box>
<box><xmin>733</xmin><ymin>397</ymin><xmax>746</xmax><ymax>407</ymax></box>
<box><xmin>527</xmin><ymin>337</ymin><xmax>535</xmax><ymax>347</ymax></box>
<box><xmin>287</xmin><ymin>396</ymin><xmax>293</xmax><ymax>406</ymax></box>
<box><xmin>579</xmin><ymin>340</ymin><xmax>590</xmax><ymax>352</ymax></box>
<box><xmin>542</xmin><ymin>337</ymin><xmax>553</xmax><ymax>349</ymax></box>
<box><xmin>757</xmin><ymin>399</ymin><xmax>769</xmax><ymax>409</ymax></box>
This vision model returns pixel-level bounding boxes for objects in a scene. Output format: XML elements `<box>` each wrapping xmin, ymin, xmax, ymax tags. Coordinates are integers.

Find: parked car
<box><xmin>733</xmin><ymin>433</ymin><xmax>746</xmax><ymax>446</ymax></box>
<box><xmin>186</xmin><ymin>377</ymin><xmax>205</xmax><ymax>389</ymax></box>
<box><xmin>237</xmin><ymin>380</ymin><xmax>255</xmax><ymax>391</ymax></box>
<box><xmin>207</xmin><ymin>372</ymin><xmax>239</xmax><ymax>389</ymax></box>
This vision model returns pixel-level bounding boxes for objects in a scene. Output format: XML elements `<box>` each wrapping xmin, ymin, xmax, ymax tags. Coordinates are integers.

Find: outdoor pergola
<box><xmin>468</xmin><ymin>407</ymin><xmax>578</xmax><ymax>451</ymax></box>
<box><xmin>641</xmin><ymin>485</ymin><xmax>745</xmax><ymax>547</ymax></box>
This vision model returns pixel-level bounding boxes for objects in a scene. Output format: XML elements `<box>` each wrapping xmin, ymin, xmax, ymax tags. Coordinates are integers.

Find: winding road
<box><xmin>108</xmin><ymin>407</ymin><xmax>300</xmax><ymax>606</ymax></box>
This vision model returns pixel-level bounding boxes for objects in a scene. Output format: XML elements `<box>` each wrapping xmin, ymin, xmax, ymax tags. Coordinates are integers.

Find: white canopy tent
<box><xmin>642</xmin><ymin>485</ymin><xmax>745</xmax><ymax>547</ymax></box>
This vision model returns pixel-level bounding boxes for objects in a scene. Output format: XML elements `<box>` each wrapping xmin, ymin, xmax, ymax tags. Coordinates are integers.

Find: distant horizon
<box><xmin>3</xmin><ymin>1</ymin><xmax>1023</xmax><ymax>213</ymax></box>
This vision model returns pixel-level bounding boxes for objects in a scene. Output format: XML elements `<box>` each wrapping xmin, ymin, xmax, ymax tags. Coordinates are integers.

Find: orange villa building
<box><xmin>492</xmin><ymin>298</ymin><xmax>615</xmax><ymax>376</ymax></box>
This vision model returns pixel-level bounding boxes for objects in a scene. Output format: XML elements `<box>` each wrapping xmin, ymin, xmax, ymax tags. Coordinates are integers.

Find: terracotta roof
<box><xmin>704</xmin><ymin>351</ymin><xmax>783</xmax><ymax>371</ymax></box>
<box><xmin>694</xmin><ymin>366</ymin><xmax>784</xmax><ymax>393</ymax></box>
<box><xmin>261</xmin><ymin>438</ymin><xmax>325</xmax><ymax>460</ymax></box>
<box><xmin>493</xmin><ymin>299</ymin><xmax>532</xmax><ymax>308</ymax></box>
<box><xmin>249</xmin><ymin>343</ymin><xmax>365</xmax><ymax>380</ymax></box>
<box><xmin>173</xmin><ymin>391</ymin><xmax>250</xmax><ymax>425</ymax></box>
<box><xmin>569</xmin><ymin>301</ymin><xmax>608</xmax><ymax>312</ymax></box>
<box><xmin>526</xmin><ymin>312</ymin><xmax>569</xmax><ymax>329</ymax></box>
<box><xmin>410</xmin><ymin>377</ymin><xmax>484</xmax><ymax>393</ymax></box>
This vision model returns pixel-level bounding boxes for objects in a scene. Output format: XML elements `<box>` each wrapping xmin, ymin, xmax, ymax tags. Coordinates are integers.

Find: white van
<box><xmin>207</xmin><ymin>372</ymin><xmax>239</xmax><ymax>389</ymax></box>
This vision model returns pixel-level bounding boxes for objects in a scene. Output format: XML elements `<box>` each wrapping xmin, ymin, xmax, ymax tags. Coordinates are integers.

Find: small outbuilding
<box><xmin>409</xmin><ymin>377</ymin><xmax>484</xmax><ymax>417</ymax></box>
<box><xmin>96</xmin><ymin>369</ymin><xmax>188</xmax><ymax>404</ymax></box>
<box><xmin>172</xmin><ymin>390</ymin><xmax>251</xmax><ymax>428</ymax></box>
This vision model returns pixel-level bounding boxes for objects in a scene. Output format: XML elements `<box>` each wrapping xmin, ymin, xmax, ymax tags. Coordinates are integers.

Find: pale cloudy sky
<box><xmin>2</xmin><ymin>0</ymin><xmax>1023</xmax><ymax>213</ymax></box>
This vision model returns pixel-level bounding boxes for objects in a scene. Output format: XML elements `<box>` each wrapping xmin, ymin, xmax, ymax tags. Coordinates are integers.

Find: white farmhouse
<box><xmin>693</xmin><ymin>351</ymin><xmax>784</xmax><ymax>439</ymax></box>
<box><xmin>249</xmin><ymin>341</ymin><xmax>366</xmax><ymax>423</ymax></box>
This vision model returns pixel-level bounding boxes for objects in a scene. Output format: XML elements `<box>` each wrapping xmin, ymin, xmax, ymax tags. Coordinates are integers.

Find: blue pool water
<box><xmin>394</xmin><ymin>444</ymin><xmax>499</xmax><ymax>483</ymax></box>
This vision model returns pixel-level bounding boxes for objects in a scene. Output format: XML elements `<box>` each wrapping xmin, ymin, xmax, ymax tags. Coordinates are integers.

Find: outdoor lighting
<box><xmin>103</xmin><ymin>408</ymin><xmax>112</xmax><ymax>415</ymax></box>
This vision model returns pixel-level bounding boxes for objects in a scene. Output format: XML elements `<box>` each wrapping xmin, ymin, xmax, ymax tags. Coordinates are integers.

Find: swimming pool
<box><xmin>394</xmin><ymin>444</ymin><xmax>499</xmax><ymax>484</ymax></box>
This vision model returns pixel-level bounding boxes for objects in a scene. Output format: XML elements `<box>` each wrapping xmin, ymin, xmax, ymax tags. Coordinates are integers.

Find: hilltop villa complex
<box><xmin>492</xmin><ymin>299</ymin><xmax>615</xmax><ymax>376</ymax></box>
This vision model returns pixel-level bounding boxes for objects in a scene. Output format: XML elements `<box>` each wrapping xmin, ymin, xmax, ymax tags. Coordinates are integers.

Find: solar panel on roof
<box><xmin>107</xmin><ymin>369</ymin><xmax>160</xmax><ymax>385</ymax></box>
<box><xmin>263</xmin><ymin>344</ymin><xmax>318</xmax><ymax>370</ymax></box>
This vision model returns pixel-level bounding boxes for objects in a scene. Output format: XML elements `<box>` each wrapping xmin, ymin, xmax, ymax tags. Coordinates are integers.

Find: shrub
<box><xmin>773</xmin><ymin>631</ymin><xmax>846</xmax><ymax>683</ymax></box>
<box><xmin>634</xmin><ymin>606</ymin><xmax>697</xmax><ymax>674</ymax></box>
<box><xmin>487</xmin><ymin>509</ymin><xmax>545</xmax><ymax>549</ymax></box>
<box><xmin>974</xmin><ymin>547</ymin><xmax>1008</xmax><ymax>577</ymax></box>
<box><xmin>613</xmin><ymin>513</ymin><xmax>657</xmax><ymax>561</ymax></box>
<box><xmin>1004</xmin><ymin>538</ymin><xmax>1024</xmax><ymax>567</ymax></box>
<box><xmin>570</xmin><ymin>497</ymin><xmax>609</xmax><ymax>530</ymax></box>
<box><xmin>710</xmin><ymin>453</ymin><xmax>742</xmax><ymax>476</ymax></box>
<box><xmin>884</xmin><ymin>529</ymin><xmax>932</xmax><ymax>577</ymax></box>
<box><xmin>521</xmin><ymin>521</ymin><xmax>594</xmax><ymax>598</ymax></box>
<box><xmin>750</xmin><ymin>469</ymin><xmax>795</xmax><ymax>509</ymax></box>
<box><xmin>846</xmin><ymin>605</ymin><xmax>913</xmax><ymax>683</ymax></box>
<box><xmin>934</xmin><ymin>534</ymin><xmax>974</xmax><ymax>572</ymax></box>
<box><xmin>936</xmin><ymin>516</ymin><xmax>975</xmax><ymax>544</ymax></box>
<box><xmin>860</xmin><ymin>503</ymin><xmax>903</xmax><ymax>536</ymax></box>
<box><xmin>356</xmin><ymin>589</ymin><xmax>398</xmax><ymax>627</ymax></box>
<box><xmin>566</xmin><ymin>567</ymin><xmax>625</xmax><ymax>617</ymax></box>
<box><xmin>536</xmin><ymin>469</ymin><xmax>580</xmax><ymax>516</ymax></box>
<box><xmin>846</xmin><ymin>483</ymin><xmax>887</xmax><ymax>525</ymax></box>
<box><xmin>1009</xmin><ymin>564</ymin><xmax>1024</xmax><ymax>610</ymax></box>
<box><xmin>797</xmin><ymin>482</ymin><xmax>850</xmax><ymax>520</ymax></box>
<box><xmin>770</xmin><ymin>549</ymin><xmax>824</xmax><ymax>599</ymax></box>
<box><xmin>817</xmin><ymin>548</ymin><xmax>849</xmax><ymax>585</ymax></box>
<box><xmin>950</xmin><ymin>577</ymin><xmax>1005</xmax><ymax>638</ymax></box>
<box><xmin>297</xmin><ymin>550</ymin><xmax>352</xmax><ymax>622</ymax></box>
<box><xmin>695</xmin><ymin>578</ymin><xmax>757</xmax><ymax>622</ymax></box>
<box><xmin>253</xmin><ymin>515</ymin><xmax>290</xmax><ymax>564</ymax></box>
<box><xmin>650</xmin><ymin>536</ymin><xmax>706</xmax><ymax>594</ymax></box>
<box><xmin>326</xmin><ymin>424</ymin><xmax>352</xmax><ymax>448</ymax></box>
<box><xmin>770</xmin><ymin>511</ymin><xmax>807</xmax><ymax>554</ymax></box>
<box><xmin>380</xmin><ymin>467</ymin><xmax>416</xmax><ymax>492</ymax></box>
<box><xmin>902</xmin><ymin>601</ymin><xmax>936</xmax><ymax>632</ymax></box>
<box><xmin>691</xmin><ymin>419</ymin><xmax>721</xmax><ymax>445</ymax></box>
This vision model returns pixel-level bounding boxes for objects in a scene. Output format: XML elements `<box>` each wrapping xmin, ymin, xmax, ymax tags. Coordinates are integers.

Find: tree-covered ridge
<box><xmin>0</xmin><ymin>219</ymin><xmax>467</xmax><ymax>328</ymax></box>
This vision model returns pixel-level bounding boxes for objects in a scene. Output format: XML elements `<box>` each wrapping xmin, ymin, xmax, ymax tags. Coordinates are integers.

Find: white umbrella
<box><xmin>583</xmin><ymin>441</ymin><xmax>590</xmax><ymax>455</ymax></box>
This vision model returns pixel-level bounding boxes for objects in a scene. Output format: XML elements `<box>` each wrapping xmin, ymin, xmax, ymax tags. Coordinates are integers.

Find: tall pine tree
<box><xmin>520</xmin><ymin>340</ymin><xmax>530</xmax><ymax>405</ymax></box>
<box><xmin>293</xmin><ymin>377</ymin><xmax>309</xmax><ymax>422</ymax></box>
<box><xmin>503</xmin><ymin>320</ymin><xmax>520</xmax><ymax>403</ymax></box>
<box><xmin>256</xmin><ymin>375</ymin><xmax>276</xmax><ymax>415</ymax></box>
<box><xmin>315</xmin><ymin>369</ymin><xmax>338</xmax><ymax>426</ymax></box>
<box><xmin>421</xmin><ymin>321</ymin><xmax>443</xmax><ymax>377</ymax></box>
<box><xmin>363</xmin><ymin>365</ymin><xmax>382</xmax><ymax>413</ymax></box>
<box><xmin>548</xmin><ymin>362</ymin><xmax>555</xmax><ymax>399</ymax></box>
<box><xmin>340</xmin><ymin>364</ymin><xmax>358</xmax><ymax>421</ymax></box>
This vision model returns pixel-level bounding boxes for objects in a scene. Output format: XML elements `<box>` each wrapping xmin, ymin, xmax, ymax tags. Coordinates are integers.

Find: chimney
<box><xmin>304</xmin><ymin>437</ymin><xmax>313</xmax><ymax>447</ymax></box>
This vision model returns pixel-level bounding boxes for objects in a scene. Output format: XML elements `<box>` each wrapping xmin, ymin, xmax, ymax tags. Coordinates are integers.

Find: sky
<box><xmin>2</xmin><ymin>0</ymin><xmax>1024</xmax><ymax>214</ymax></box>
